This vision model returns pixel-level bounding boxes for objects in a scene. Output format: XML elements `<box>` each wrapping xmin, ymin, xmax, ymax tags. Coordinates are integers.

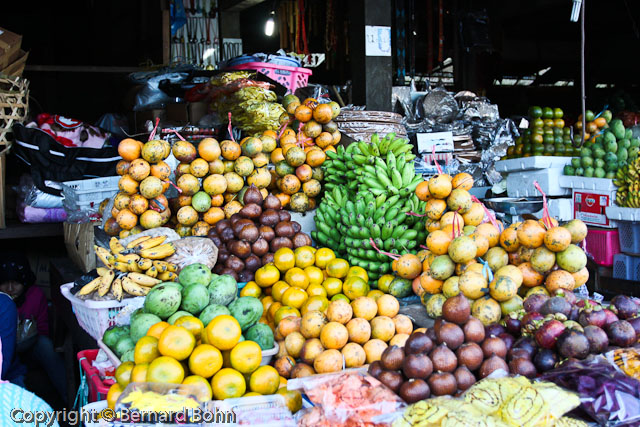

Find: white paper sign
<box><xmin>416</xmin><ymin>131</ymin><xmax>454</xmax><ymax>153</ymax></box>
<box><xmin>365</xmin><ymin>26</ymin><xmax>391</xmax><ymax>57</ymax></box>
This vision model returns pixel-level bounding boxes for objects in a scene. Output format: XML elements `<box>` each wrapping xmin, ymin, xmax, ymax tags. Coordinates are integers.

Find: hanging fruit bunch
<box><xmin>312</xmin><ymin>133</ymin><xmax>425</xmax><ymax>287</ymax></box>
<box><xmin>268</xmin><ymin>96</ymin><xmax>341</xmax><ymax>212</ymax></box>
<box><xmin>415</xmin><ymin>175</ymin><xmax>590</xmax><ymax>328</ymax></box>
<box><xmin>108</xmin><ymin>138</ymin><xmax>173</xmax><ymax>238</ymax></box>
<box><xmin>169</xmin><ymin>134</ymin><xmax>275</xmax><ymax>238</ymax></box>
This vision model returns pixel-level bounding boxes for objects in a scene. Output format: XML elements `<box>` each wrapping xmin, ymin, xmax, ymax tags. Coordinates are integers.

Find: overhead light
<box><xmin>570</xmin><ymin>0</ymin><xmax>582</xmax><ymax>22</ymax></box>
<box><xmin>265</xmin><ymin>11</ymin><xmax>275</xmax><ymax>36</ymax></box>
<box><xmin>538</xmin><ymin>67</ymin><xmax>551</xmax><ymax>76</ymax></box>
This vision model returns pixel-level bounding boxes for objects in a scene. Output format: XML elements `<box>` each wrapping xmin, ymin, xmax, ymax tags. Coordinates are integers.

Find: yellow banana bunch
<box><xmin>77</xmin><ymin>277</ymin><xmax>102</xmax><ymax>296</ymax></box>
<box><xmin>112</xmin><ymin>261</ymin><xmax>130</xmax><ymax>273</ymax></box>
<box><xmin>146</xmin><ymin>266</ymin><xmax>158</xmax><ymax>278</ymax></box>
<box><xmin>121</xmin><ymin>276</ymin><xmax>150</xmax><ymax>296</ymax></box>
<box><xmin>127</xmin><ymin>272</ymin><xmax>161</xmax><ymax>287</ymax></box>
<box><xmin>96</xmin><ymin>267</ymin><xmax>111</xmax><ymax>277</ymax></box>
<box><xmin>138</xmin><ymin>242</ymin><xmax>176</xmax><ymax>260</ymax></box>
<box><xmin>97</xmin><ymin>270</ymin><xmax>115</xmax><ymax>297</ymax></box>
<box><xmin>112</xmin><ymin>277</ymin><xmax>123</xmax><ymax>301</ymax></box>
<box><xmin>116</xmin><ymin>253</ymin><xmax>140</xmax><ymax>264</ymax></box>
<box><xmin>126</xmin><ymin>235</ymin><xmax>151</xmax><ymax>249</ymax></box>
<box><xmin>94</xmin><ymin>246</ymin><xmax>114</xmax><ymax>268</ymax></box>
<box><xmin>131</xmin><ymin>236</ymin><xmax>166</xmax><ymax>253</ymax></box>
<box><xmin>137</xmin><ymin>258</ymin><xmax>153</xmax><ymax>270</ymax></box>
<box><xmin>158</xmin><ymin>271</ymin><xmax>178</xmax><ymax>281</ymax></box>
<box><xmin>109</xmin><ymin>237</ymin><xmax>125</xmax><ymax>255</ymax></box>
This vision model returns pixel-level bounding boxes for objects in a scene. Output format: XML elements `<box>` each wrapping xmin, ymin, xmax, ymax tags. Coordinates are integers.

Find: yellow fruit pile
<box><xmin>413</xmin><ymin>173</ymin><xmax>590</xmax><ymax>325</ymax></box>
<box><xmin>107</xmin><ymin>138</ymin><xmax>173</xmax><ymax>238</ymax></box>
<box><xmin>107</xmin><ymin>313</ymin><xmax>292</xmax><ymax>409</ymax></box>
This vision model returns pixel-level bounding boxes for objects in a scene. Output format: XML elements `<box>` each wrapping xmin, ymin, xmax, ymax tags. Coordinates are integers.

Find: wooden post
<box><xmin>161</xmin><ymin>0</ymin><xmax>171</xmax><ymax>65</ymax></box>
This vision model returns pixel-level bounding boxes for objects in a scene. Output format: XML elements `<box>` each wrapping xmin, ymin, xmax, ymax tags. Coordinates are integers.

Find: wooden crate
<box><xmin>63</xmin><ymin>222</ymin><xmax>96</xmax><ymax>273</ymax></box>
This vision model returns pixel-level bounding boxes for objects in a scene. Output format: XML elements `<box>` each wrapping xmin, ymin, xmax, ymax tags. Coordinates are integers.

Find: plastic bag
<box><xmin>133</xmin><ymin>72</ymin><xmax>188</xmax><ymax>111</ymax></box>
<box><xmin>539</xmin><ymin>357</ymin><xmax>640</xmax><ymax>426</ymax></box>
<box><xmin>292</xmin><ymin>370</ymin><xmax>405</xmax><ymax>426</ymax></box>
<box><xmin>213</xmin><ymin>395</ymin><xmax>296</xmax><ymax>426</ymax></box>
<box><xmin>17</xmin><ymin>175</ymin><xmax>63</xmax><ymax>209</ymax></box>
<box><xmin>421</xmin><ymin>87</ymin><xmax>459</xmax><ymax>123</ymax></box>
<box><xmin>606</xmin><ymin>348</ymin><xmax>640</xmax><ymax>381</ymax></box>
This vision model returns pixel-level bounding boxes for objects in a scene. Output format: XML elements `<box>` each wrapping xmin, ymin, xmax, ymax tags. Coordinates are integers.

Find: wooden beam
<box><xmin>220</xmin><ymin>0</ymin><xmax>266</xmax><ymax>12</ymax></box>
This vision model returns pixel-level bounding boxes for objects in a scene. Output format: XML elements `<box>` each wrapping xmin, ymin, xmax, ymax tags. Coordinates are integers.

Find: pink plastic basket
<box><xmin>226</xmin><ymin>61</ymin><xmax>312</xmax><ymax>93</ymax></box>
<box><xmin>585</xmin><ymin>228</ymin><xmax>620</xmax><ymax>267</ymax></box>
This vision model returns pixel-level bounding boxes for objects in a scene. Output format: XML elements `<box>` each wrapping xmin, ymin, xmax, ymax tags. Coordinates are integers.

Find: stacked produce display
<box><xmin>564</xmin><ymin>117</ymin><xmax>638</xmax><ymax>178</ymax></box>
<box><xmin>313</xmin><ymin>133</ymin><xmax>426</xmax><ymax>285</ymax></box>
<box><xmin>506</xmin><ymin>106</ymin><xmax>574</xmax><ymax>159</ymax></box>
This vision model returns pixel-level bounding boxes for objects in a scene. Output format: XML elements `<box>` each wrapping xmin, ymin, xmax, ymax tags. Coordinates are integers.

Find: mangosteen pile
<box><xmin>368</xmin><ymin>294</ymin><xmax>510</xmax><ymax>402</ymax></box>
<box><xmin>208</xmin><ymin>185</ymin><xmax>313</xmax><ymax>281</ymax></box>
<box><xmin>495</xmin><ymin>291</ymin><xmax>640</xmax><ymax>376</ymax></box>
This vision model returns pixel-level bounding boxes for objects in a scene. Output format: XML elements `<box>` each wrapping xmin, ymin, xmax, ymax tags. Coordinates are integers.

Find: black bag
<box><xmin>12</xmin><ymin>124</ymin><xmax>122</xmax><ymax>196</ymax></box>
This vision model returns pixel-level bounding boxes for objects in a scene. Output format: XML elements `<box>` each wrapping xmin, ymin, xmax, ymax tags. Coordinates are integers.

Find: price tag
<box><xmin>416</xmin><ymin>131</ymin><xmax>454</xmax><ymax>153</ymax></box>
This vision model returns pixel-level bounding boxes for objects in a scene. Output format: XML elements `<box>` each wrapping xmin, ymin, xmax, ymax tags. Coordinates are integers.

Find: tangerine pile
<box><xmin>107</xmin><ymin>138</ymin><xmax>173</xmax><ymax>238</ymax></box>
<box><xmin>107</xmin><ymin>313</ymin><xmax>299</xmax><ymax>409</ymax></box>
<box><xmin>413</xmin><ymin>173</ymin><xmax>590</xmax><ymax>326</ymax></box>
<box><xmin>253</xmin><ymin>246</ymin><xmax>414</xmax><ymax>377</ymax></box>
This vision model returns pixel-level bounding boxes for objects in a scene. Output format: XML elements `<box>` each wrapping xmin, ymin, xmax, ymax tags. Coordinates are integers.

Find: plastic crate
<box><xmin>613</xmin><ymin>253</ymin><xmax>640</xmax><ymax>281</ymax></box>
<box><xmin>584</xmin><ymin>228</ymin><xmax>620</xmax><ymax>267</ymax></box>
<box><xmin>618</xmin><ymin>221</ymin><xmax>640</xmax><ymax>256</ymax></box>
<box><xmin>61</xmin><ymin>176</ymin><xmax>120</xmax><ymax>212</ymax></box>
<box><xmin>78</xmin><ymin>350</ymin><xmax>115</xmax><ymax>403</ymax></box>
<box><xmin>61</xmin><ymin>283</ymin><xmax>145</xmax><ymax>340</ymax></box>
<box><xmin>226</xmin><ymin>61</ymin><xmax>312</xmax><ymax>93</ymax></box>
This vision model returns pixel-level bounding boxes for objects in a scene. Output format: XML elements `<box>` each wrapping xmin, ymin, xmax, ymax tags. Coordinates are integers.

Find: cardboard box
<box><xmin>0</xmin><ymin>27</ymin><xmax>22</xmax><ymax>69</ymax></box>
<box><xmin>63</xmin><ymin>222</ymin><xmax>96</xmax><ymax>273</ymax></box>
<box><xmin>166</xmin><ymin>103</ymin><xmax>188</xmax><ymax>125</ymax></box>
<box><xmin>1</xmin><ymin>50</ymin><xmax>28</xmax><ymax>77</ymax></box>
<box><xmin>188</xmin><ymin>102</ymin><xmax>209</xmax><ymax>124</ymax></box>
<box><xmin>573</xmin><ymin>189</ymin><xmax>617</xmax><ymax>227</ymax></box>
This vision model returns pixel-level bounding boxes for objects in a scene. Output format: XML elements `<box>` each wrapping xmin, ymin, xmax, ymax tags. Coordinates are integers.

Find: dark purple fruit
<box><xmin>533</xmin><ymin>348</ymin><xmax>558</xmax><ymax>372</ymax></box>
<box><xmin>404</xmin><ymin>332</ymin><xmax>433</xmax><ymax>355</ymax></box>
<box><xmin>403</xmin><ymin>353</ymin><xmax>433</xmax><ymax>379</ymax></box>
<box><xmin>583</xmin><ymin>325</ymin><xmax>609</xmax><ymax>354</ymax></box>
<box><xmin>398</xmin><ymin>379</ymin><xmax>431</xmax><ymax>403</ymax></box>
<box><xmin>556</xmin><ymin>330</ymin><xmax>590</xmax><ymax>359</ymax></box>
<box><xmin>607</xmin><ymin>320</ymin><xmax>637</xmax><ymax>347</ymax></box>
<box><xmin>611</xmin><ymin>295</ymin><xmax>639</xmax><ymax>319</ymax></box>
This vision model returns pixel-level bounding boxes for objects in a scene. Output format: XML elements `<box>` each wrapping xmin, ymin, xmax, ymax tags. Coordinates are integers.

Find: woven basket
<box><xmin>0</xmin><ymin>76</ymin><xmax>29</xmax><ymax>147</ymax></box>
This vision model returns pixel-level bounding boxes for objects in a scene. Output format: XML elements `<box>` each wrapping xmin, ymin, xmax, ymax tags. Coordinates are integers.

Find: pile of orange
<box><xmin>267</xmin><ymin>96</ymin><xmax>342</xmax><ymax>212</ymax></box>
<box><xmin>413</xmin><ymin>172</ymin><xmax>590</xmax><ymax>327</ymax></box>
<box><xmin>107</xmin><ymin>312</ymin><xmax>302</xmax><ymax>410</ymax></box>
<box><xmin>107</xmin><ymin>138</ymin><xmax>173</xmax><ymax>238</ymax></box>
<box><xmin>252</xmin><ymin>246</ymin><xmax>413</xmax><ymax>378</ymax></box>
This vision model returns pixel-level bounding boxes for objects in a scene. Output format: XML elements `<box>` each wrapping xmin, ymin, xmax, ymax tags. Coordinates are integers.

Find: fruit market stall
<box><xmin>60</xmin><ymin>119</ymin><xmax>640</xmax><ymax>426</ymax></box>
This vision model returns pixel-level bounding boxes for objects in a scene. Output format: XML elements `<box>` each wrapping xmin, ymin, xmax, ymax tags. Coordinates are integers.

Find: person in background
<box><xmin>0</xmin><ymin>253</ymin><xmax>67</xmax><ymax>404</ymax></box>
<box><xmin>0</xmin><ymin>288</ymin><xmax>25</xmax><ymax>386</ymax></box>
<box><xmin>0</xmin><ymin>339</ymin><xmax>60</xmax><ymax>427</ymax></box>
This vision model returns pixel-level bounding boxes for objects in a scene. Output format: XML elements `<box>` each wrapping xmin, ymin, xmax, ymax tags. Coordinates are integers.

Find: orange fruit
<box><xmin>312</xmin><ymin>104</ymin><xmax>333</xmax><ymax>124</ymax></box>
<box><xmin>351</xmin><ymin>297</ymin><xmax>378</xmax><ymax>320</ymax></box>
<box><xmin>273</xmin><ymin>306</ymin><xmax>301</xmax><ymax>325</ymax></box>
<box><xmin>146</xmin><ymin>321</ymin><xmax>170</xmax><ymax>339</ymax></box>
<box><xmin>322</xmin><ymin>278</ymin><xmax>343</xmax><ymax>297</ymax></box>
<box><xmin>284</xmin><ymin>267</ymin><xmax>309</xmax><ymax>289</ymax></box>
<box><xmin>326</xmin><ymin>258</ymin><xmax>349</xmax><ymax>278</ymax></box>
<box><xmin>106</xmin><ymin>383</ymin><xmax>123</xmax><ymax>409</ymax></box>
<box><xmin>131</xmin><ymin>363</ymin><xmax>149</xmax><ymax>383</ymax></box>
<box><xmin>211</xmin><ymin>368</ymin><xmax>246</xmax><ymax>399</ymax></box>
<box><xmin>363</xmin><ymin>339</ymin><xmax>388</xmax><ymax>364</ymax></box>
<box><xmin>116</xmin><ymin>208</ymin><xmax>138</xmax><ymax>230</ymax></box>
<box><xmin>203</xmin><ymin>207</ymin><xmax>225</xmax><ymax>225</ymax></box>
<box><xmin>370</xmin><ymin>316</ymin><xmax>396</xmax><ymax>342</ymax></box>
<box><xmin>267</xmin><ymin>302</ymin><xmax>283</xmax><ymax>323</ymax></box>
<box><xmin>346</xmin><ymin>318</ymin><xmax>372</xmax><ymax>344</ymax></box>
<box><xmin>240</xmin><ymin>281</ymin><xmax>262</xmax><ymax>298</ymax></box>
<box><xmin>320</xmin><ymin>321</ymin><xmax>349</xmax><ymax>349</ymax></box>
<box><xmin>158</xmin><ymin>325</ymin><xmax>196</xmax><ymax>361</ymax></box>
<box><xmin>134</xmin><ymin>336</ymin><xmax>160</xmax><ymax>364</ymax></box>
<box><xmin>271</xmin><ymin>281</ymin><xmax>291</xmax><ymax>302</ymax></box>
<box><xmin>314</xmin><ymin>248</ymin><xmax>336</xmax><ymax>268</ymax></box>
<box><xmin>347</xmin><ymin>266</ymin><xmax>369</xmax><ymax>282</ymax></box>
<box><xmin>146</xmin><ymin>356</ymin><xmax>185</xmax><ymax>384</ymax></box>
<box><xmin>301</xmin><ymin>295</ymin><xmax>329</xmax><ymax>315</ymax></box>
<box><xmin>274</xmin><ymin>248</ymin><xmax>295</xmax><ymax>272</ymax></box>
<box><xmin>182</xmin><ymin>375</ymin><xmax>213</xmax><ymax>401</ymax></box>
<box><xmin>249</xmin><ymin>365</ymin><xmax>280</xmax><ymax>395</ymax></box>
<box><xmin>315</xmin><ymin>132</ymin><xmax>334</xmax><ymax>149</ymax></box>
<box><xmin>367</xmin><ymin>290</ymin><xmax>384</xmax><ymax>300</ymax></box>
<box><xmin>230</xmin><ymin>341</ymin><xmax>262</xmax><ymax>374</ymax></box>
<box><xmin>294</xmin><ymin>105</ymin><xmax>313</xmax><ymax>122</ymax></box>
<box><xmin>255</xmin><ymin>264</ymin><xmax>281</xmax><ymax>287</ymax></box>
<box><xmin>305</xmin><ymin>148</ymin><xmax>326</xmax><ymax>167</ymax></box>
<box><xmin>294</xmin><ymin>246</ymin><xmax>315</xmax><ymax>269</ymax></box>
<box><xmin>115</xmin><ymin>361</ymin><xmax>134</xmax><ymax>388</ymax></box>
<box><xmin>343</xmin><ymin>276</ymin><xmax>369</xmax><ymax>300</ymax></box>
<box><xmin>198</xmin><ymin>138</ymin><xmax>221</xmax><ymax>161</ymax></box>
<box><xmin>326</xmin><ymin>299</ymin><xmax>353</xmax><ymax>324</ymax></box>
<box><xmin>282</xmin><ymin>287</ymin><xmax>308</xmax><ymax>309</ymax></box>
<box><xmin>304</xmin><ymin>266</ymin><xmax>324</xmax><ymax>287</ymax></box>
<box><xmin>376</xmin><ymin>294</ymin><xmax>400</xmax><ymax>317</ymax></box>
<box><xmin>174</xmin><ymin>316</ymin><xmax>204</xmax><ymax>341</ymax></box>
<box><xmin>118</xmin><ymin>138</ymin><xmax>142</xmax><ymax>161</ymax></box>
<box><xmin>205</xmin><ymin>315</ymin><xmax>242</xmax><ymax>350</ymax></box>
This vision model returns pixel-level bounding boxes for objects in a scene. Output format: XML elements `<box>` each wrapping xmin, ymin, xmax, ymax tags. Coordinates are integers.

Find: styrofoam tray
<box><xmin>533</xmin><ymin>198</ymin><xmax>574</xmax><ymax>222</ymax></box>
<box><xmin>606</xmin><ymin>206</ymin><xmax>640</xmax><ymax>222</ymax></box>
<box><xmin>559</xmin><ymin>175</ymin><xmax>617</xmax><ymax>191</ymax></box>
<box><xmin>506</xmin><ymin>168</ymin><xmax>570</xmax><ymax>198</ymax></box>
<box><xmin>494</xmin><ymin>156</ymin><xmax>573</xmax><ymax>173</ymax></box>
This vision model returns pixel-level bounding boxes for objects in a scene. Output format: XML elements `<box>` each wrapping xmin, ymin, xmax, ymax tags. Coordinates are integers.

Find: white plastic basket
<box><xmin>61</xmin><ymin>282</ymin><xmax>145</xmax><ymax>340</ymax></box>
<box><xmin>62</xmin><ymin>176</ymin><xmax>120</xmax><ymax>212</ymax></box>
